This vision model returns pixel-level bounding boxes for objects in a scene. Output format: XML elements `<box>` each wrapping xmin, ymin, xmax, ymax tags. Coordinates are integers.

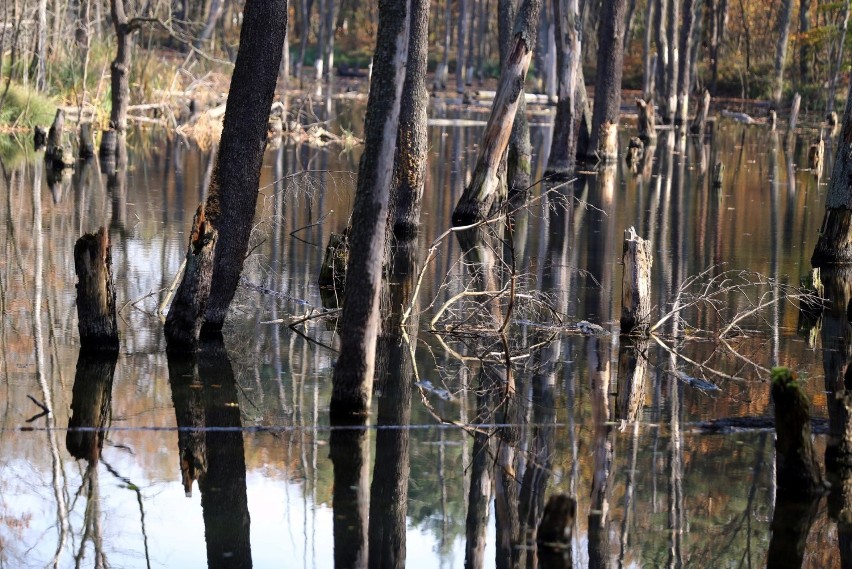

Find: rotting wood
<box><xmin>636</xmin><ymin>97</ymin><xmax>656</xmax><ymax>144</ymax></box>
<box><xmin>620</xmin><ymin>227</ymin><xmax>653</xmax><ymax>334</ymax></box>
<box><xmin>771</xmin><ymin>366</ymin><xmax>826</xmax><ymax>496</ymax></box>
<box><xmin>165</xmin><ymin>204</ymin><xmax>218</xmax><ymax>352</ymax></box>
<box><xmin>74</xmin><ymin>227</ymin><xmax>119</xmax><ymax>351</ymax></box>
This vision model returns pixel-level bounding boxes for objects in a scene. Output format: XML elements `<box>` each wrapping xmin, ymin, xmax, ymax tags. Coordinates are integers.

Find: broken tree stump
<box><xmin>164</xmin><ymin>204</ymin><xmax>218</xmax><ymax>352</ymax></box>
<box><xmin>620</xmin><ymin>227</ymin><xmax>653</xmax><ymax>334</ymax></box>
<box><xmin>771</xmin><ymin>367</ymin><xmax>825</xmax><ymax>496</ymax></box>
<box><xmin>34</xmin><ymin>125</ymin><xmax>48</xmax><ymax>150</ymax></box>
<box><xmin>46</xmin><ymin>109</ymin><xmax>64</xmax><ymax>161</ymax></box>
<box><xmin>79</xmin><ymin>123</ymin><xmax>95</xmax><ymax>160</ymax></box>
<box><xmin>808</xmin><ymin>138</ymin><xmax>824</xmax><ymax>174</ymax></box>
<box><xmin>636</xmin><ymin>98</ymin><xmax>656</xmax><ymax>144</ymax></box>
<box><xmin>74</xmin><ymin>227</ymin><xmax>119</xmax><ymax>351</ymax></box>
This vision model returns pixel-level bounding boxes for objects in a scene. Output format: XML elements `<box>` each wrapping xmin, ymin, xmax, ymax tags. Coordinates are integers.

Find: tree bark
<box><xmin>199</xmin><ymin>0</ymin><xmax>288</xmax><ymax>332</ymax></box>
<box><xmin>771</xmin><ymin>0</ymin><xmax>795</xmax><ymax>105</ymax></box>
<box><xmin>636</xmin><ymin>97</ymin><xmax>656</xmax><ymax>143</ymax></box>
<box><xmin>585</xmin><ymin>0</ymin><xmax>628</xmax><ymax>162</ymax></box>
<box><xmin>36</xmin><ymin>0</ymin><xmax>47</xmax><ymax>91</ymax></box>
<box><xmin>663</xmin><ymin>0</ymin><xmax>679</xmax><ymax>124</ymax></box>
<box><xmin>457</xmin><ymin>0</ymin><xmax>470</xmax><ymax>93</ymax></box>
<box><xmin>828</xmin><ymin>0</ymin><xmax>851</xmax><ymax>113</ymax></box>
<box><xmin>165</xmin><ymin>205</ymin><xmax>218</xmax><ymax>351</ymax></box>
<box><xmin>545</xmin><ymin>0</ymin><xmax>581</xmax><ymax>179</ymax></box>
<box><xmin>74</xmin><ymin>227</ymin><xmax>119</xmax><ymax>351</ymax></box>
<box><xmin>771</xmin><ymin>367</ymin><xmax>825</xmax><ymax>496</ymax></box>
<box><xmin>330</xmin><ymin>0</ymin><xmax>410</xmax><ymax>419</ymax></box>
<box><xmin>389</xmin><ymin>0</ymin><xmax>429</xmax><ymax>241</ymax></box>
<box><xmin>452</xmin><ymin>0</ymin><xmax>542</xmax><ymax>224</ymax></box>
<box><xmin>107</xmin><ymin>0</ymin><xmax>132</xmax><ymax>137</ymax></box>
<box><xmin>499</xmin><ymin>0</ymin><xmax>533</xmax><ymax>196</ymax></box>
<box><xmin>812</xmin><ymin>82</ymin><xmax>852</xmax><ymax>266</ymax></box>
<box><xmin>620</xmin><ymin>227</ymin><xmax>652</xmax><ymax>333</ymax></box>
<box><xmin>641</xmin><ymin>0</ymin><xmax>655</xmax><ymax>98</ymax></box>
<box><xmin>799</xmin><ymin>0</ymin><xmax>811</xmax><ymax>88</ymax></box>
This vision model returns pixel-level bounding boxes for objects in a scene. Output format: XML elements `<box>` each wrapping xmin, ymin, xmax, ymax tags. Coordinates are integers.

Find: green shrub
<box><xmin>0</xmin><ymin>83</ymin><xmax>57</xmax><ymax>128</ymax></box>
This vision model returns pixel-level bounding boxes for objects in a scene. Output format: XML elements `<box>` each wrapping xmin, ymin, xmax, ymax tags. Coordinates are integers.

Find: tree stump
<box><xmin>771</xmin><ymin>367</ymin><xmax>825</xmax><ymax>496</ymax></box>
<box><xmin>79</xmin><ymin>123</ymin><xmax>95</xmax><ymax>160</ymax></box>
<box><xmin>45</xmin><ymin>109</ymin><xmax>64</xmax><ymax>162</ymax></box>
<box><xmin>808</xmin><ymin>138</ymin><xmax>825</xmax><ymax>174</ymax></box>
<box><xmin>636</xmin><ymin>98</ymin><xmax>656</xmax><ymax>144</ymax></box>
<box><xmin>74</xmin><ymin>227</ymin><xmax>119</xmax><ymax>351</ymax></box>
<box><xmin>165</xmin><ymin>205</ymin><xmax>218</xmax><ymax>352</ymax></box>
<box><xmin>768</xmin><ymin>108</ymin><xmax>777</xmax><ymax>131</ymax></box>
<box><xmin>620</xmin><ymin>227</ymin><xmax>653</xmax><ymax>334</ymax></box>
<box><xmin>99</xmin><ymin>128</ymin><xmax>117</xmax><ymax>164</ymax></box>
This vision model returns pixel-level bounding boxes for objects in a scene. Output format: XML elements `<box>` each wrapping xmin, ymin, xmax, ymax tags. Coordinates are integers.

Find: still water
<box><xmin>0</xmin><ymin>93</ymin><xmax>845</xmax><ymax>568</ymax></box>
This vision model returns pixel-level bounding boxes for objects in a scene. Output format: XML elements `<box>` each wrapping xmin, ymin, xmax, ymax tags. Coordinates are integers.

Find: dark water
<box><xmin>0</xmin><ymin>93</ymin><xmax>845</xmax><ymax>567</ymax></box>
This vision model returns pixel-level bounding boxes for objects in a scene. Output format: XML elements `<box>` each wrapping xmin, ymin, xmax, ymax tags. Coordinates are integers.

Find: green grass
<box><xmin>0</xmin><ymin>83</ymin><xmax>57</xmax><ymax>128</ymax></box>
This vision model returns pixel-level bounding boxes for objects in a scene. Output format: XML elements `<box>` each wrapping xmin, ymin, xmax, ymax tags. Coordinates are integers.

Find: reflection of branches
<box><xmin>102</xmin><ymin>459</ymin><xmax>153</xmax><ymax>569</ymax></box>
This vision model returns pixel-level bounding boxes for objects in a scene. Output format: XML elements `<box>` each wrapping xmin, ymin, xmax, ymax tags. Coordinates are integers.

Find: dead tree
<box><xmin>74</xmin><ymin>227</ymin><xmax>119</xmax><ymax>351</ymax></box>
<box><xmin>812</xmin><ymin>82</ymin><xmax>852</xmax><ymax>265</ymax></box>
<box><xmin>773</xmin><ymin>0</ymin><xmax>795</xmax><ymax>104</ymax></box>
<box><xmin>584</xmin><ymin>0</ymin><xmax>628</xmax><ymax>162</ymax></box>
<box><xmin>452</xmin><ymin>0</ymin><xmax>542</xmax><ymax>224</ymax></box>
<box><xmin>771</xmin><ymin>367</ymin><xmax>825</xmax><ymax>496</ymax></box>
<box><xmin>620</xmin><ymin>227</ymin><xmax>652</xmax><ymax>333</ymax></box>
<box><xmin>389</xmin><ymin>0</ymin><xmax>429</xmax><ymax>240</ymax></box>
<box><xmin>500</xmin><ymin>0</ymin><xmax>533</xmax><ymax>195</ymax></box>
<box><xmin>330</xmin><ymin>0</ymin><xmax>410</xmax><ymax>419</ymax></box>
<box><xmin>545</xmin><ymin>0</ymin><xmax>582</xmax><ymax>179</ymax></box>
<box><xmin>676</xmin><ymin>0</ymin><xmax>696</xmax><ymax>125</ymax></box>
<box><xmin>636</xmin><ymin>97</ymin><xmax>656</xmax><ymax>144</ymax></box>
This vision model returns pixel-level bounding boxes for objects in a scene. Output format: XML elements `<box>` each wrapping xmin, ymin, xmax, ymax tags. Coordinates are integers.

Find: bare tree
<box><xmin>773</xmin><ymin>0</ymin><xmax>795</xmax><ymax>104</ymax></box>
<box><xmin>545</xmin><ymin>0</ymin><xmax>581</xmax><ymax>178</ymax></box>
<box><xmin>330</xmin><ymin>0</ymin><xmax>410</xmax><ymax>419</ymax></box>
<box><xmin>452</xmin><ymin>0</ymin><xmax>542</xmax><ymax>224</ymax></box>
<box><xmin>584</xmin><ymin>0</ymin><xmax>628</xmax><ymax>161</ymax></box>
<box><xmin>500</xmin><ymin>0</ymin><xmax>533</xmax><ymax>194</ymax></box>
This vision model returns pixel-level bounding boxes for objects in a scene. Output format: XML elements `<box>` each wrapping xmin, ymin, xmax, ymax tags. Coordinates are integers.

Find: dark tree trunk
<box><xmin>457</xmin><ymin>0</ymin><xmax>470</xmax><ymax>93</ymax></box>
<box><xmin>812</xmin><ymin>81</ymin><xmax>852</xmax><ymax>266</ymax></box>
<box><xmin>771</xmin><ymin>367</ymin><xmax>825</xmax><ymax>496</ymax></box>
<box><xmin>653</xmin><ymin>0</ymin><xmax>668</xmax><ymax>104</ymax></box>
<box><xmin>330</xmin><ymin>0</ymin><xmax>410</xmax><ymax>419</ymax></box>
<box><xmin>165</xmin><ymin>205</ymin><xmax>218</xmax><ymax>352</ymax></box>
<box><xmin>199</xmin><ymin>0</ymin><xmax>288</xmax><ymax>332</ymax></box>
<box><xmin>545</xmin><ymin>0</ymin><xmax>581</xmax><ymax>179</ymax></box>
<box><xmin>74</xmin><ymin>227</ymin><xmax>119</xmax><ymax>351</ymax></box>
<box><xmin>389</xmin><ymin>0</ymin><xmax>429</xmax><ymax>240</ymax></box>
<box><xmin>773</xmin><ymin>0</ymin><xmax>795</xmax><ymax>104</ymax></box>
<box><xmin>452</xmin><ymin>0</ymin><xmax>542</xmax><ymax>224</ymax></box>
<box><xmin>585</xmin><ymin>0</ymin><xmax>628</xmax><ymax>161</ymax></box>
<box><xmin>575</xmin><ymin>65</ymin><xmax>593</xmax><ymax>159</ymax></box>
<box><xmin>107</xmin><ymin>0</ymin><xmax>132</xmax><ymax>136</ymax></box>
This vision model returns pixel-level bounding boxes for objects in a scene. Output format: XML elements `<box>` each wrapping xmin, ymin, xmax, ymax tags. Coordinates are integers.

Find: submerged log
<box><xmin>165</xmin><ymin>205</ymin><xmax>218</xmax><ymax>352</ymax></box>
<box><xmin>771</xmin><ymin>367</ymin><xmax>825</xmax><ymax>496</ymax></box>
<box><xmin>74</xmin><ymin>227</ymin><xmax>119</xmax><ymax>351</ymax></box>
<box><xmin>620</xmin><ymin>227</ymin><xmax>653</xmax><ymax>334</ymax></box>
<box><xmin>636</xmin><ymin>98</ymin><xmax>656</xmax><ymax>144</ymax></box>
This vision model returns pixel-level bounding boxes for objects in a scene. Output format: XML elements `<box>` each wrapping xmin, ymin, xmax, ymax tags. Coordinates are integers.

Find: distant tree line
<box><xmin>5</xmin><ymin>0</ymin><xmax>852</xmax><ymax>112</ymax></box>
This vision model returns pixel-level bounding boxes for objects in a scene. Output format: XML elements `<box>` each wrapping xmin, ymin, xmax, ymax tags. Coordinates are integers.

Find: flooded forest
<box><xmin>3</xmin><ymin>0</ymin><xmax>852</xmax><ymax>567</ymax></box>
